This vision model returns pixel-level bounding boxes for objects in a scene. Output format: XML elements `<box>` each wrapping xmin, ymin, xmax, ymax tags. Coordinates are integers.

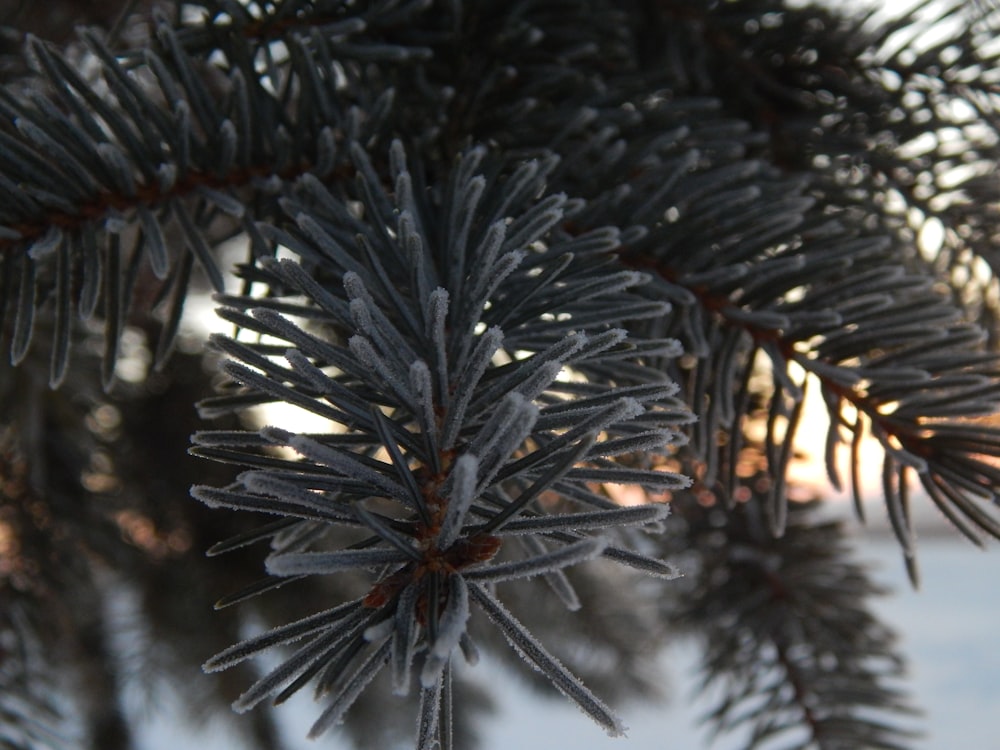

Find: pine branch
<box><xmin>650</xmin><ymin>0</ymin><xmax>1000</xmax><ymax>333</ymax></box>
<box><xmin>1</xmin><ymin>2</ymin><xmax>997</xmax><ymax>747</ymax></box>
<box><xmin>429</xmin><ymin>3</ymin><xmax>1000</xmax><ymax>561</ymax></box>
<box><xmin>0</xmin><ymin>5</ymin><xmax>416</xmax><ymax>385</ymax></box>
<box><xmin>668</xmin><ymin>497</ymin><xmax>922</xmax><ymax>750</ymax></box>
<box><xmin>473</xmin><ymin>72</ymin><xmax>1000</xmax><ymax>566</ymax></box>
<box><xmin>192</xmin><ymin>140</ymin><xmax>690</xmax><ymax>743</ymax></box>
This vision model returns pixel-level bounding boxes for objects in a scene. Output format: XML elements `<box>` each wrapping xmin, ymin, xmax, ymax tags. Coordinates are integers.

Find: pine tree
<box><xmin>1</xmin><ymin>1</ymin><xmax>998</xmax><ymax>748</ymax></box>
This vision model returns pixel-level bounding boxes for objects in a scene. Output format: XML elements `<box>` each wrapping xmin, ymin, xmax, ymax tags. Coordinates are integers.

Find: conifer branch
<box><xmin>2</xmin><ymin>1</ymin><xmax>996</xmax><ymax>747</ymax></box>
<box><xmin>192</xmin><ymin>140</ymin><xmax>689</xmax><ymax>741</ymax></box>
<box><xmin>669</xmin><ymin>498</ymin><xmax>921</xmax><ymax>750</ymax></box>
